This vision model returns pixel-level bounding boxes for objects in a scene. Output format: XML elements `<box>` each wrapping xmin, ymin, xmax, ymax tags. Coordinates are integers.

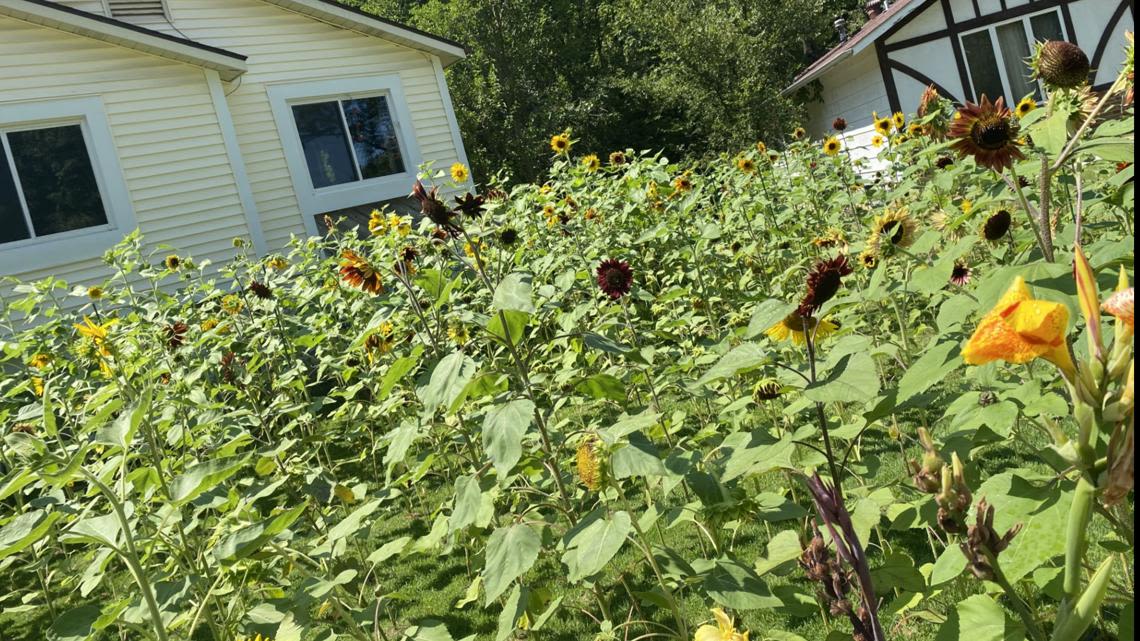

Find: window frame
<box><xmin>0</xmin><ymin>97</ymin><xmax>136</xmax><ymax>274</ymax></box>
<box><xmin>267</xmin><ymin>76</ymin><xmax>423</xmax><ymax>237</ymax></box>
<box><xmin>959</xmin><ymin>7</ymin><xmax>1070</xmax><ymax>104</ymax></box>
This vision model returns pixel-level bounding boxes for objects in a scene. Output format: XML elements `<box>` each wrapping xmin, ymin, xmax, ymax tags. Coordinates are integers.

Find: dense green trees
<box><xmin>346</xmin><ymin>0</ymin><xmax>865</xmax><ymax>181</ymax></box>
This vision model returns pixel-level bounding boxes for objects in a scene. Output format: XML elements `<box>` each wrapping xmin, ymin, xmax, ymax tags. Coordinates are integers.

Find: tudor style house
<box><xmin>0</xmin><ymin>0</ymin><xmax>470</xmax><ymax>283</ymax></box>
<box><xmin>786</xmin><ymin>0</ymin><xmax>1134</xmax><ymax>164</ymax></box>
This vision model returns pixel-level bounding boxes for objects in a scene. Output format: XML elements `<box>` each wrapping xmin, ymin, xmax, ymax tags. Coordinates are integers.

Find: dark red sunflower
<box><xmin>455</xmin><ymin>192</ymin><xmax>485</xmax><ymax>218</ymax></box>
<box><xmin>412</xmin><ymin>180</ymin><xmax>461</xmax><ymax>233</ymax></box>
<box><xmin>248</xmin><ymin>281</ymin><xmax>273</xmax><ymax>300</ymax></box>
<box><xmin>596</xmin><ymin>258</ymin><xmax>633</xmax><ymax>300</ymax></box>
<box><xmin>797</xmin><ymin>255</ymin><xmax>853</xmax><ymax>316</ymax></box>
<box><xmin>339</xmin><ymin>250</ymin><xmax>383</xmax><ymax>294</ymax></box>
<box><xmin>935</xmin><ymin>156</ymin><xmax>954</xmax><ymax>169</ymax></box>
<box><xmin>950</xmin><ymin>260</ymin><xmax>972</xmax><ymax>287</ymax></box>
<box><xmin>832</xmin><ymin>117</ymin><xmax>848</xmax><ymax>132</ymax></box>
<box><xmin>949</xmin><ymin>96</ymin><xmax>1024</xmax><ymax>172</ymax></box>
<box><xmin>164</xmin><ymin>322</ymin><xmax>188</xmax><ymax>349</ymax></box>
<box><xmin>981</xmin><ymin>209</ymin><xmax>1013</xmax><ymax>242</ymax></box>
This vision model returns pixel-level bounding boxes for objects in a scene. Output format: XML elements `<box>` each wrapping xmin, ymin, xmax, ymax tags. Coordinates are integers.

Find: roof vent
<box><xmin>834</xmin><ymin>17</ymin><xmax>849</xmax><ymax>43</ymax></box>
<box><xmin>865</xmin><ymin>0</ymin><xmax>885</xmax><ymax>19</ymax></box>
<box><xmin>106</xmin><ymin>1</ymin><xmax>168</xmax><ymax>20</ymax></box>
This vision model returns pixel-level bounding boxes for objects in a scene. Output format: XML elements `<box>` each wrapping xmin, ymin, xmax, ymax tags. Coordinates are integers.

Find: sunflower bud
<box><xmin>1032</xmin><ymin>41</ymin><xmax>1091</xmax><ymax>89</ymax></box>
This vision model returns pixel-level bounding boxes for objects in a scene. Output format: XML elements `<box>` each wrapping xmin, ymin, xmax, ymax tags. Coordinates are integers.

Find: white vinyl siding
<box><xmin>0</xmin><ymin>14</ymin><xmax>251</xmax><ymax>285</ymax></box>
<box><xmin>161</xmin><ymin>0</ymin><xmax>467</xmax><ymax>248</ymax></box>
<box><xmin>804</xmin><ymin>48</ymin><xmax>890</xmax><ymax>138</ymax></box>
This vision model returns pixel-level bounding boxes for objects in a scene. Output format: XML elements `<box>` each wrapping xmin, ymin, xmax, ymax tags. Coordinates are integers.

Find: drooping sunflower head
<box><xmin>582</xmin><ymin>154</ymin><xmax>601</xmax><ymax>173</ymax></box>
<box><xmin>871</xmin><ymin>207</ymin><xmax>918</xmax><ymax>250</ymax></box>
<box><xmin>1015</xmin><ymin>96</ymin><xmax>1037</xmax><ymax>118</ymax></box>
<box><xmin>917</xmin><ymin>84</ymin><xmax>941</xmax><ymax>117</ymax></box>
<box><xmin>822</xmin><ymin>136</ymin><xmax>842</xmax><ymax>156</ymax></box>
<box><xmin>950</xmin><ymin>260</ymin><xmax>972</xmax><ymax>287</ymax></box>
<box><xmin>596</xmin><ymin>258</ymin><xmax>633</xmax><ymax>300</ymax></box>
<box><xmin>752</xmin><ymin>381</ymin><xmax>782</xmax><ymax>402</ymax></box>
<box><xmin>949</xmin><ymin>96</ymin><xmax>1025</xmax><ymax>172</ymax></box>
<box><xmin>811</xmin><ymin>227</ymin><xmax>846</xmax><ymax>250</ymax></box>
<box><xmin>450</xmin><ymin>162</ymin><xmax>470</xmax><ymax>183</ymax></box>
<box><xmin>892</xmin><ymin>111</ymin><xmax>906</xmax><ymax>131</ymax></box>
<box><xmin>1032</xmin><ymin>41</ymin><xmax>1091</xmax><ymax>89</ymax></box>
<box><xmin>798</xmin><ymin>255</ymin><xmax>853</xmax><ymax>316</ymax></box>
<box><xmin>832</xmin><ymin>117</ymin><xmax>848</xmax><ymax>132</ymax></box>
<box><xmin>736</xmin><ymin>156</ymin><xmax>757</xmax><ymax>174</ymax></box>
<box><xmin>792</xmin><ymin>126</ymin><xmax>807</xmax><ymax>140</ymax></box>
<box><xmin>499</xmin><ymin>227</ymin><xmax>518</xmax><ymax>246</ymax></box>
<box><xmin>339</xmin><ymin>250</ymin><xmax>383</xmax><ymax>295</ymax></box>
<box><xmin>672</xmin><ymin>171</ymin><xmax>694</xmax><ymax>192</ymax></box>
<box><xmin>248</xmin><ymin>281</ymin><xmax>273</xmax><ymax>300</ymax></box>
<box><xmin>164</xmin><ymin>255</ymin><xmax>181</xmax><ymax>271</ymax></box>
<box><xmin>981</xmin><ymin>209</ymin><xmax>1013</xmax><ymax>242</ymax></box>
<box><xmin>766</xmin><ymin>310</ymin><xmax>838</xmax><ymax>345</ymax></box>
<box><xmin>907</xmin><ymin>122</ymin><xmax>924</xmax><ymax>137</ymax></box>
<box><xmin>550</xmin><ymin>131</ymin><xmax>572</xmax><ymax>155</ymax></box>
<box><xmin>935</xmin><ymin>156</ymin><xmax>955</xmax><ymax>169</ymax></box>
<box><xmin>87</xmin><ymin>286</ymin><xmax>104</xmax><ymax>300</ymax></box>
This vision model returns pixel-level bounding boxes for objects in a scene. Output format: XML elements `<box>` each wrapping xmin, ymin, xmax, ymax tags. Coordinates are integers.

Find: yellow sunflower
<box><xmin>550</xmin><ymin>132</ymin><xmax>572</xmax><ymax>155</ymax></box>
<box><xmin>792</xmin><ymin>127</ymin><xmax>807</xmax><ymax>140</ymax></box>
<box><xmin>822</xmin><ymin>136</ymin><xmax>841</xmax><ymax>156</ymax></box>
<box><xmin>892</xmin><ymin>111</ymin><xmax>906</xmax><ymax>130</ymax></box>
<box><xmin>870</xmin><ymin>207</ymin><xmax>918</xmax><ymax>250</ymax></box>
<box><xmin>766</xmin><ymin>311</ymin><xmax>838</xmax><ymax>345</ymax></box>
<box><xmin>582</xmin><ymin>154</ymin><xmax>601</xmax><ymax>172</ymax></box>
<box><xmin>755</xmin><ymin>141</ymin><xmax>767</xmax><ymax>154</ymax></box>
<box><xmin>450</xmin><ymin>162</ymin><xmax>469</xmax><ymax>183</ymax></box>
<box><xmin>873</xmin><ymin>113</ymin><xmax>892</xmax><ymax>136</ymax></box>
<box><xmin>1015</xmin><ymin>96</ymin><xmax>1037</xmax><ymax>118</ymax></box>
<box><xmin>871</xmin><ymin>134</ymin><xmax>885</xmax><ymax>148</ymax></box>
<box><xmin>736</xmin><ymin>156</ymin><xmax>757</xmax><ymax>174</ymax></box>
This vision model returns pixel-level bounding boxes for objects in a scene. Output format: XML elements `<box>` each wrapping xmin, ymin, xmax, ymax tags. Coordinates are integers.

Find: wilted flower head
<box><xmin>949</xmin><ymin>96</ymin><xmax>1024</xmax><ymax>172</ymax></box>
<box><xmin>596</xmin><ymin>258</ymin><xmax>633</xmax><ymax>299</ymax></box>
<box><xmin>248</xmin><ymin>281</ymin><xmax>273</xmax><ymax>300</ymax></box>
<box><xmin>339</xmin><ymin>250</ymin><xmax>383</xmax><ymax>295</ymax></box>
<box><xmin>981</xmin><ymin>209</ymin><xmax>1013</xmax><ymax>242</ymax></box>
<box><xmin>164</xmin><ymin>321</ymin><xmax>189</xmax><ymax>349</ymax></box>
<box><xmin>752</xmin><ymin>381</ymin><xmax>782</xmax><ymax>402</ymax></box>
<box><xmin>412</xmin><ymin>180</ymin><xmax>460</xmax><ymax>233</ymax></box>
<box><xmin>1103</xmin><ymin>287</ymin><xmax>1135</xmax><ymax>331</ymax></box>
<box><xmin>917</xmin><ymin>84</ymin><xmax>940</xmax><ymax>117</ymax></box>
<box><xmin>1032</xmin><ymin>40</ymin><xmax>1090</xmax><ymax>89</ymax></box>
<box><xmin>960</xmin><ymin>498</ymin><xmax>1023</xmax><ymax>580</ymax></box>
<box><xmin>935</xmin><ymin>156</ymin><xmax>954</xmax><ymax>169</ymax></box>
<box><xmin>832</xmin><ymin>117</ymin><xmax>848</xmax><ymax>132</ymax></box>
<box><xmin>499</xmin><ymin>227</ymin><xmax>519</xmax><ymax>246</ymax></box>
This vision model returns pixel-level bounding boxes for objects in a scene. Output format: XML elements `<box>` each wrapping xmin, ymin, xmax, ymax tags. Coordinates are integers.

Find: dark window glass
<box><xmin>7</xmin><ymin>125</ymin><xmax>107</xmax><ymax>237</ymax></box>
<box><xmin>292</xmin><ymin>101</ymin><xmax>359</xmax><ymax>188</ymax></box>
<box><xmin>0</xmin><ymin>141</ymin><xmax>31</xmax><ymax>244</ymax></box>
<box><xmin>342</xmin><ymin>97</ymin><xmax>405</xmax><ymax>179</ymax></box>
<box><xmin>963</xmin><ymin>31</ymin><xmax>1005</xmax><ymax>102</ymax></box>
<box><xmin>996</xmin><ymin>21</ymin><xmax>1037</xmax><ymax>101</ymax></box>
<box><xmin>1030</xmin><ymin>12</ymin><xmax>1065</xmax><ymax>43</ymax></box>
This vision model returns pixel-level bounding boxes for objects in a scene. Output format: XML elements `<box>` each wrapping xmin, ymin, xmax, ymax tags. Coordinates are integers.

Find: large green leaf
<box><xmin>973</xmin><ymin>472</ymin><xmax>1072</xmax><ymax>583</ymax></box>
<box><xmin>420</xmin><ymin>351</ymin><xmax>478</xmax><ymax>416</ymax></box>
<box><xmin>610</xmin><ymin>432</ymin><xmax>666</xmax><ymax>478</ymax></box>
<box><xmin>566</xmin><ymin>511</ymin><xmax>631</xmax><ymax>582</ymax></box>
<box><xmin>170</xmin><ymin>456</ymin><xmax>248</xmax><ymax>506</ymax></box>
<box><xmin>492</xmin><ymin>273</ymin><xmax>536</xmax><ymax>313</ymax></box>
<box><xmin>803</xmin><ymin>352</ymin><xmax>880</xmax><ymax>404</ymax></box>
<box><xmin>574</xmin><ymin>373</ymin><xmax>626</xmax><ymax>401</ymax></box>
<box><xmin>704</xmin><ymin>558</ymin><xmax>782</xmax><ymax>610</ymax></box>
<box><xmin>897</xmin><ymin>339</ymin><xmax>960</xmax><ymax>403</ymax></box>
<box><xmin>0</xmin><ymin>510</ymin><xmax>61</xmax><ymax>560</ymax></box>
<box><xmin>483</xmin><ymin>524</ymin><xmax>540</xmax><ymax>605</ymax></box>
<box><xmin>482</xmin><ymin>399</ymin><xmax>535</xmax><ymax>478</ymax></box>
<box><xmin>696</xmin><ymin>343</ymin><xmax>767</xmax><ymax>386</ymax></box>
<box><xmin>495</xmin><ymin>584</ymin><xmax>527</xmax><ymax>641</ymax></box>
<box><xmin>934</xmin><ymin>594</ymin><xmax>1025</xmax><ymax>641</ymax></box>
<box><xmin>746</xmin><ymin>300</ymin><xmax>796</xmax><ymax>338</ymax></box>
<box><xmin>51</xmin><ymin>605</ymin><xmax>101</xmax><ymax>641</ymax></box>
<box><xmin>214</xmin><ymin>504</ymin><xmax>306</xmax><ymax>564</ymax></box>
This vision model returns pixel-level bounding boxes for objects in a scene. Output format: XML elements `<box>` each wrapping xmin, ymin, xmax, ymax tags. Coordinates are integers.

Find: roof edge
<box><xmin>3</xmin><ymin>0</ymin><xmax>248</xmax><ymax>80</ymax></box>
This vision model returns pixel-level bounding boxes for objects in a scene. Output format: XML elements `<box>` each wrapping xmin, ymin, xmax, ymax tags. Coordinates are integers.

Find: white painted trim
<box><xmin>431</xmin><ymin>54</ymin><xmax>474</xmax><ymax>190</ymax></box>
<box><xmin>0</xmin><ymin>0</ymin><xmax>247</xmax><ymax>81</ymax></box>
<box><xmin>205</xmin><ymin>69</ymin><xmax>267</xmax><ymax>256</ymax></box>
<box><xmin>266</xmin><ymin>75</ymin><xmax>424</xmax><ymax>238</ymax></box>
<box><xmin>0</xmin><ymin>96</ymin><xmax>137</xmax><ymax>274</ymax></box>
<box><xmin>260</xmin><ymin>0</ymin><xmax>466</xmax><ymax>67</ymax></box>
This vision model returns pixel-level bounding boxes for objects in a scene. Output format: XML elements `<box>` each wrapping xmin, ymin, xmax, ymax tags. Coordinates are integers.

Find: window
<box><xmin>267</xmin><ymin>76</ymin><xmax>423</xmax><ymax>237</ymax></box>
<box><xmin>961</xmin><ymin>9</ymin><xmax>1069</xmax><ymax>104</ymax></box>
<box><xmin>1</xmin><ymin>124</ymin><xmax>109</xmax><ymax>245</ymax></box>
<box><xmin>0</xmin><ymin>98</ymin><xmax>136</xmax><ymax>274</ymax></box>
<box><xmin>291</xmin><ymin>96</ymin><xmax>406</xmax><ymax>189</ymax></box>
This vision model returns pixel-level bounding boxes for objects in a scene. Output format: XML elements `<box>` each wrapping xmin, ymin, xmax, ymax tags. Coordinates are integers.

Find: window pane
<box><xmin>996</xmin><ymin>22</ymin><xmax>1038</xmax><ymax>102</ymax></box>
<box><xmin>0</xmin><ymin>142</ymin><xmax>32</xmax><ymax>244</ymax></box>
<box><xmin>342</xmin><ymin>97</ymin><xmax>405</xmax><ymax>179</ymax></box>
<box><xmin>1030</xmin><ymin>12</ymin><xmax>1065</xmax><ymax>43</ymax></box>
<box><xmin>292</xmin><ymin>101</ymin><xmax>359</xmax><ymax>188</ymax></box>
<box><xmin>7</xmin><ymin>125</ymin><xmax>107</xmax><ymax>237</ymax></box>
<box><xmin>963</xmin><ymin>31</ymin><xmax>1005</xmax><ymax>102</ymax></box>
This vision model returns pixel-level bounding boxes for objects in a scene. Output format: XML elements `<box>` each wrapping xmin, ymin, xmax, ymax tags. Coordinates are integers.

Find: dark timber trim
<box><xmin>971</xmin><ymin>0</ymin><xmax>982</xmax><ymax>19</ymax></box>
<box><xmin>876</xmin><ymin>40</ymin><xmax>903</xmax><ymax>114</ymax></box>
<box><xmin>888</xmin><ymin>60</ymin><xmax>962</xmax><ymax>105</ymax></box>
<box><xmin>1091</xmin><ymin>0</ymin><xmax>1130</xmax><ymax>79</ymax></box>
<box><xmin>1060</xmin><ymin>3</ymin><xmax>1077</xmax><ymax>45</ymax></box>
<box><xmin>941</xmin><ymin>0</ymin><xmax>974</xmax><ymax>102</ymax></box>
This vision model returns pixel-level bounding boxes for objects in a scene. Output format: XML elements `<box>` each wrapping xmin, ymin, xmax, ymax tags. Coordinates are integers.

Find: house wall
<box><xmin>0</xmin><ymin>14</ymin><xmax>251</xmax><ymax>286</ymax></box>
<box><xmin>158</xmin><ymin>0</ymin><xmax>467</xmax><ymax>249</ymax></box>
<box><xmin>1070</xmin><ymin>0</ymin><xmax>1134</xmax><ymax>87</ymax></box>
<box><xmin>804</xmin><ymin>48</ymin><xmax>890</xmax><ymax>138</ymax></box>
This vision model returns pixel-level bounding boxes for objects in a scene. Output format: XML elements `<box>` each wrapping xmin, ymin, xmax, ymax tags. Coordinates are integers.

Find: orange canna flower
<box><xmin>963</xmin><ymin>276</ymin><xmax>1076</xmax><ymax>380</ymax></box>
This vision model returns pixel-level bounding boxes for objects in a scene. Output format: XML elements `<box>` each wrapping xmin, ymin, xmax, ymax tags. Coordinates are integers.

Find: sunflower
<box><xmin>550</xmin><ymin>132</ymin><xmax>572</xmax><ymax>155</ymax></box>
<box><xmin>672</xmin><ymin>172</ymin><xmax>694</xmax><ymax>192</ymax></box>
<box><xmin>87</xmin><ymin>286</ymin><xmax>104</xmax><ymax>300</ymax></box>
<box><xmin>871</xmin><ymin>134</ymin><xmax>885</xmax><ymax>148</ymax></box>
<box><xmin>792</xmin><ymin>127</ymin><xmax>807</xmax><ymax>140</ymax></box>
<box><xmin>412</xmin><ymin>180</ymin><xmax>460</xmax><ymax>233</ymax></box>
<box><xmin>752</xmin><ymin>381</ymin><xmax>782</xmax><ymax>402</ymax></box>
<box><xmin>364</xmin><ymin>322</ymin><xmax>396</xmax><ymax>360</ymax></box>
<box><xmin>766</xmin><ymin>311</ymin><xmax>838</xmax><ymax>345</ymax></box>
<box><xmin>164</xmin><ymin>322</ymin><xmax>189</xmax><ymax>349</ymax></box>
<box><xmin>858</xmin><ymin>247</ymin><xmax>879</xmax><ymax>270</ymax></box>
<box><xmin>367</xmin><ymin>209</ymin><xmax>387</xmax><ymax>235</ymax></box>
<box><xmin>395</xmin><ymin>245</ymin><xmax>418</xmax><ymax>275</ymax></box>
<box><xmin>609</xmin><ymin>151</ymin><xmax>627</xmax><ymax>166</ymax></box>
<box><xmin>949</xmin><ymin>96</ymin><xmax>1024</xmax><ymax>172</ymax></box>
<box><xmin>873</xmin><ymin>114</ymin><xmax>892</xmax><ymax>136</ymax></box>
<box><xmin>164</xmin><ymin>255</ymin><xmax>181</xmax><ymax>271</ymax></box>
<box><xmin>1031</xmin><ymin>41</ymin><xmax>1090</xmax><ymax>89</ymax></box>
<box><xmin>917</xmin><ymin>85</ymin><xmax>941</xmax><ymax>117</ymax></box>
<box><xmin>980</xmin><ymin>209</ymin><xmax>1013</xmax><ymax>242</ymax></box>
<box><xmin>798</xmin><ymin>255</ymin><xmax>853</xmax><ymax>316</ymax></box>
<box><xmin>221</xmin><ymin>294</ymin><xmax>244</xmax><ymax>315</ymax></box>
<box><xmin>822</xmin><ymin>136</ymin><xmax>841</xmax><ymax>156</ymax></box>
<box><xmin>28</xmin><ymin>353</ymin><xmax>51</xmax><ymax>369</ymax></box>
<box><xmin>950</xmin><ymin>260</ymin><xmax>973</xmax><ymax>287</ymax></box>
<box><xmin>581</xmin><ymin>154</ymin><xmax>601</xmax><ymax>172</ymax></box>
<box><xmin>960</xmin><ymin>199</ymin><xmax>973</xmax><ymax>215</ymax></box>
<box><xmin>248</xmin><ymin>281</ymin><xmax>273</xmax><ymax>300</ymax></box>
<box><xmin>832</xmin><ymin>117</ymin><xmax>848</xmax><ymax>132</ymax></box>
<box><xmin>447</xmin><ymin>321</ymin><xmax>470</xmax><ymax>346</ymax></box>
<box><xmin>871</xmin><ymin>207</ymin><xmax>918</xmax><ymax>250</ymax></box>
<box><xmin>767</xmin><ymin>151</ymin><xmax>780</xmax><ymax>163</ymax></box>
<box><xmin>755</xmin><ymin>141</ymin><xmax>767</xmax><ymax>154</ymax></box>
<box><xmin>267</xmin><ymin>256</ymin><xmax>289</xmax><ymax>270</ymax></box>
<box><xmin>339</xmin><ymin>250</ymin><xmax>383</xmax><ymax>294</ymax></box>
<box><xmin>892</xmin><ymin>112</ymin><xmax>906</xmax><ymax>131</ymax></box>
<box><xmin>695</xmin><ymin>607</ymin><xmax>750</xmax><ymax>641</ymax></box>
<box><xmin>811</xmin><ymin>227</ymin><xmax>846</xmax><ymax>250</ymax></box>
<box><xmin>596</xmin><ymin>258</ymin><xmax>633</xmax><ymax>299</ymax></box>
<box><xmin>1015</xmin><ymin>97</ymin><xmax>1037</xmax><ymax>118</ymax></box>
<box><xmin>576</xmin><ymin>435</ymin><xmax>602</xmax><ymax>491</ymax></box>
<box><xmin>908</xmin><ymin>122</ymin><xmax>924</xmax><ymax>137</ymax></box>
<box><xmin>736</xmin><ymin>156</ymin><xmax>757</xmax><ymax>174</ymax></box>
<box><xmin>450</xmin><ymin>162</ymin><xmax>469</xmax><ymax>183</ymax></box>
<box><xmin>935</xmin><ymin>156</ymin><xmax>954</xmax><ymax>169</ymax></box>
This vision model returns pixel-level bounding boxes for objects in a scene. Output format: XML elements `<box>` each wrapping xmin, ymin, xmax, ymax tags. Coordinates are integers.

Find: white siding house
<box><xmin>787</xmin><ymin>0</ymin><xmax>1134</xmax><ymax>164</ymax></box>
<box><xmin>0</xmin><ymin>0</ymin><xmax>470</xmax><ymax>282</ymax></box>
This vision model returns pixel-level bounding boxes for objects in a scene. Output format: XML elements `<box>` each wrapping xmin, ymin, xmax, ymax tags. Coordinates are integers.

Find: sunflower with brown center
<box><xmin>949</xmin><ymin>96</ymin><xmax>1024</xmax><ymax>172</ymax></box>
<box><xmin>339</xmin><ymin>250</ymin><xmax>383</xmax><ymax>294</ymax></box>
<box><xmin>858</xmin><ymin>247</ymin><xmax>879</xmax><ymax>270</ymax></box>
<box><xmin>609</xmin><ymin>151</ymin><xmax>627</xmax><ymax>166</ymax></box>
<box><xmin>550</xmin><ymin>132</ymin><xmax>572</xmax><ymax>155</ymax></box>
<box><xmin>832</xmin><ymin>117</ymin><xmax>848</xmax><ymax>132</ymax></box>
<box><xmin>980</xmin><ymin>209</ymin><xmax>1013</xmax><ymax>242</ymax></box>
<box><xmin>752</xmin><ymin>381</ymin><xmax>782</xmax><ymax>402</ymax></box>
<box><xmin>870</xmin><ymin>207</ymin><xmax>918</xmax><ymax>250</ymax></box>
<box><xmin>950</xmin><ymin>260</ymin><xmax>972</xmax><ymax>287</ymax></box>
<box><xmin>792</xmin><ymin>127</ymin><xmax>807</xmax><ymax>140</ymax></box>
<box><xmin>248</xmin><ymin>281</ymin><xmax>273</xmax><ymax>300</ymax></box>
<box><xmin>736</xmin><ymin>156</ymin><xmax>757</xmax><ymax>174</ymax></box>
<box><xmin>672</xmin><ymin>172</ymin><xmax>694</xmax><ymax>193</ymax></box>
<box><xmin>1031</xmin><ymin>41</ymin><xmax>1090</xmax><ymax>89</ymax></box>
<box><xmin>766</xmin><ymin>311</ymin><xmax>838</xmax><ymax>345</ymax></box>
<box><xmin>822</xmin><ymin>137</ymin><xmax>841</xmax><ymax>156</ymax></box>
<box><xmin>1015</xmin><ymin>97</ymin><xmax>1037</xmax><ymax>118</ymax></box>
<box><xmin>596</xmin><ymin>258</ymin><xmax>633</xmax><ymax>299</ymax></box>
<box><xmin>798</xmin><ymin>255</ymin><xmax>853</xmax><ymax>316</ymax></box>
